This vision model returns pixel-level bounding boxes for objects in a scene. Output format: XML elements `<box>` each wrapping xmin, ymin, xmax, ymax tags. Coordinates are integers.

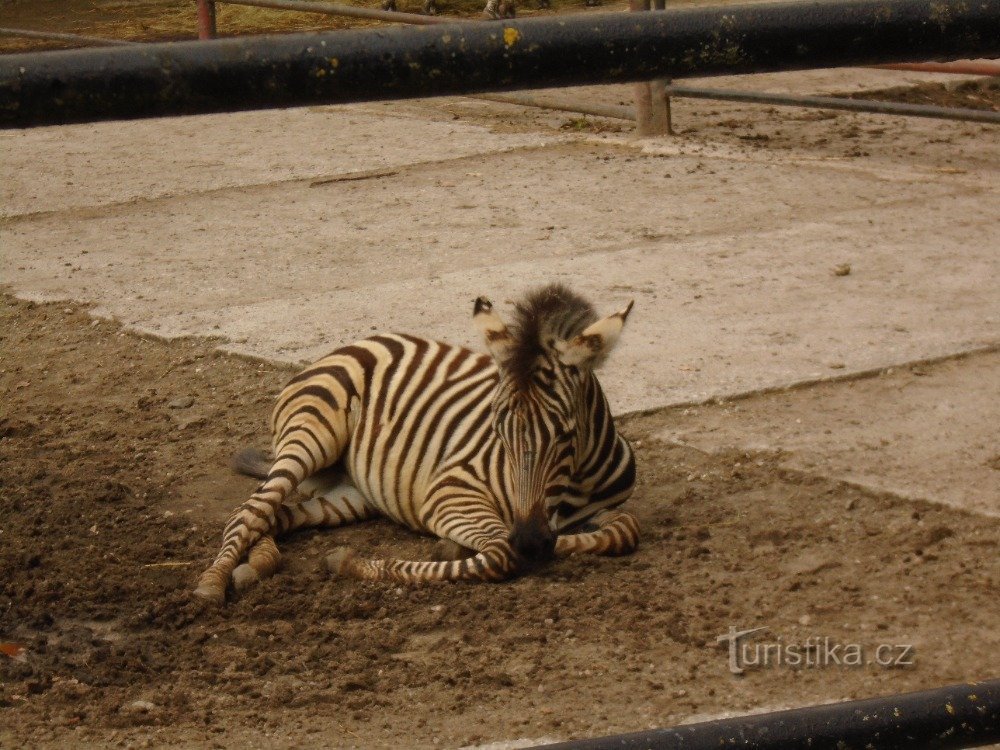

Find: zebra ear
<box><xmin>556</xmin><ymin>300</ymin><xmax>634</xmax><ymax>368</ymax></box>
<box><xmin>473</xmin><ymin>296</ymin><xmax>515</xmax><ymax>362</ymax></box>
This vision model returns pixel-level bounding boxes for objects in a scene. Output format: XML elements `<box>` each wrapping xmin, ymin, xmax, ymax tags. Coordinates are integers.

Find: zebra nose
<box><xmin>509</xmin><ymin>522</ymin><xmax>555</xmax><ymax>562</ymax></box>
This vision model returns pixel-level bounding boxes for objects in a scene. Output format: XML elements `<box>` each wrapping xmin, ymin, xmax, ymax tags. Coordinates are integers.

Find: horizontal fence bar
<box><xmin>876</xmin><ymin>60</ymin><xmax>1000</xmax><ymax>76</ymax></box>
<box><xmin>221</xmin><ymin>0</ymin><xmax>456</xmax><ymax>26</ymax></box>
<box><xmin>0</xmin><ymin>26</ymin><xmax>137</xmax><ymax>48</ymax></box>
<box><xmin>535</xmin><ymin>678</ymin><xmax>1000</xmax><ymax>750</ymax></box>
<box><xmin>2</xmin><ymin>0</ymin><xmax>1000</xmax><ymax>128</ymax></box>
<box><xmin>665</xmin><ymin>84</ymin><xmax>1000</xmax><ymax>124</ymax></box>
<box><xmin>477</xmin><ymin>91</ymin><xmax>635</xmax><ymax>120</ymax></box>
<box><xmin>483</xmin><ymin>85</ymin><xmax>1000</xmax><ymax>124</ymax></box>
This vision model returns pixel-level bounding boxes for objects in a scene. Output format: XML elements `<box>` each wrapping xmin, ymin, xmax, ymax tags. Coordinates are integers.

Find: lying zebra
<box><xmin>194</xmin><ymin>284</ymin><xmax>638</xmax><ymax>604</ymax></box>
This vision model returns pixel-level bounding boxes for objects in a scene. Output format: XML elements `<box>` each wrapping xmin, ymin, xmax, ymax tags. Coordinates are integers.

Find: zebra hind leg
<box><xmin>231</xmin><ymin>478</ymin><xmax>376</xmax><ymax>595</ymax></box>
<box><xmin>195</xmin><ymin>426</ymin><xmax>348</xmax><ymax>604</ymax></box>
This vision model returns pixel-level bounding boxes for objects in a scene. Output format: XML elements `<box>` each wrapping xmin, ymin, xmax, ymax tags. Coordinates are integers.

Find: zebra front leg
<box><xmin>326</xmin><ymin>538</ymin><xmax>517</xmax><ymax>583</ymax></box>
<box><xmin>555</xmin><ymin>509</ymin><xmax>640</xmax><ymax>557</ymax></box>
<box><xmin>327</xmin><ymin>493</ymin><xmax>518</xmax><ymax>583</ymax></box>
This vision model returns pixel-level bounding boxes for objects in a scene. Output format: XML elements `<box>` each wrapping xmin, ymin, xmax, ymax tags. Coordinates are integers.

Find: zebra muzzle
<box><xmin>508</xmin><ymin>449</ymin><xmax>555</xmax><ymax>564</ymax></box>
<box><xmin>508</xmin><ymin>519</ymin><xmax>555</xmax><ymax>564</ymax></box>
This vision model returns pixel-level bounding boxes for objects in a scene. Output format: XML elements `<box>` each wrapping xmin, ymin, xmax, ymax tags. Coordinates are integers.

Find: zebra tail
<box><xmin>231</xmin><ymin>447</ymin><xmax>272</xmax><ymax>479</ymax></box>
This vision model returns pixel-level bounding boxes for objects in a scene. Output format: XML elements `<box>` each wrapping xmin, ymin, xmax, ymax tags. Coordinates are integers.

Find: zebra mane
<box><xmin>505</xmin><ymin>283</ymin><xmax>598</xmax><ymax>389</ymax></box>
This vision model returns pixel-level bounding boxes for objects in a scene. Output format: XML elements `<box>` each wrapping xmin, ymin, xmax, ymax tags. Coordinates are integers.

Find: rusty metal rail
<box><xmin>664</xmin><ymin>84</ymin><xmax>1000</xmax><ymax>124</ymax></box>
<box><xmin>877</xmin><ymin>60</ymin><xmax>1000</xmax><ymax>76</ymax></box>
<box><xmin>0</xmin><ymin>27</ymin><xmax>137</xmax><ymax>48</ymax></box>
<box><xmin>3</xmin><ymin>0</ymin><xmax>999</xmax><ymax>128</ymax></box>
<box><xmin>219</xmin><ymin>0</ymin><xmax>455</xmax><ymax>27</ymax></box>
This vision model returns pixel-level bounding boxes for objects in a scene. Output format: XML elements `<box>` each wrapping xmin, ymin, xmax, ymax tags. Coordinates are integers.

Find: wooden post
<box><xmin>196</xmin><ymin>0</ymin><xmax>217</xmax><ymax>40</ymax></box>
<box><xmin>651</xmin><ymin>0</ymin><xmax>673</xmax><ymax>134</ymax></box>
<box><xmin>630</xmin><ymin>0</ymin><xmax>670</xmax><ymax>136</ymax></box>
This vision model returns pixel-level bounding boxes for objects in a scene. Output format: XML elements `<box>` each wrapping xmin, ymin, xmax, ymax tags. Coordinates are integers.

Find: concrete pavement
<box><xmin>2</xmin><ymin>69</ymin><xmax>997</xmax><ymax>515</ymax></box>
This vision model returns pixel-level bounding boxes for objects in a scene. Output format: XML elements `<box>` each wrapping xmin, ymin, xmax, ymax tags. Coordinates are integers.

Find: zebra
<box><xmin>193</xmin><ymin>284</ymin><xmax>638</xmax><ymax>604</ymax></box>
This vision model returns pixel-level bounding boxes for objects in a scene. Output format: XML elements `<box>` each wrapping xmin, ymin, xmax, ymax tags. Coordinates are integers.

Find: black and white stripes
<box><xmin>194</xmin><ymin>284</ymin><xmax>638</xmax><ymax>603</ymax></box>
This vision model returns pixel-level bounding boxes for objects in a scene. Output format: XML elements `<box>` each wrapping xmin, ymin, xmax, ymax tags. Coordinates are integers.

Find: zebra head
<box><xmin>473</xmin><ymin>284</ymin><xmax>633</xmax><ymax>565</ymax></box>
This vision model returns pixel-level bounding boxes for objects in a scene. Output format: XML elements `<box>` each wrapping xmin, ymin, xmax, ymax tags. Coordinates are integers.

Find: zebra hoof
<box><xmin>231</xmin><ymin>563</ymin><xmax>261</xmax><ymax>593</ymax></box>
<box><xmin>324</xmin><ymin>546</ymin><xmax>356</xmax><ymax>576</ymax></box>
<box><xmin>192</xmin><ymin>584</ymin><xmax>226</xmax><ymax>606</ymax></box>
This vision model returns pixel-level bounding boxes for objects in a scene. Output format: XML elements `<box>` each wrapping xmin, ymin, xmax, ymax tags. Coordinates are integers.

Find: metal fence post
<box><xmin>196</xmin><ymin>0</ymin><xmax>217</xmax><ymax>39</ymax></box>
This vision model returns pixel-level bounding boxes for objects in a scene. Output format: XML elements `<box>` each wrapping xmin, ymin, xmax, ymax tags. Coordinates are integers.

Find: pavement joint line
<box><xmin>14</xmin><ymin>276</ymin><xmax>986</xmax><ymax>427</ymax></box>
<box><xmin>0</xmin><ymin>137</ymin><xmax>578</xmax><ymax>224</ymax></box>
<box><xmin>3</xmin><ymin>137</ymin><xmax>986</xmax><ymax>229</ymax></box>
<box><xmin>658</xmin><ymin>433</ymin><xmax>1000</xmax><ymax>519</ymax></box>
<box><xmin>624</xmin><ymin>342</ymin><xmax>1000</xmax><ymax>416</ymax></box>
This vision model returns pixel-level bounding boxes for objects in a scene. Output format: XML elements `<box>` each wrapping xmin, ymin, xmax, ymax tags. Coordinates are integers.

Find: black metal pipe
<box><xmin>534</xmin><ymin>678</ymin><xmax>1000</xmax><ymax>750</ymax></box>
<box><xmin>2</xmin><ymin>0</ymin><xmax>999</xmax><ymax>129</ymax></box>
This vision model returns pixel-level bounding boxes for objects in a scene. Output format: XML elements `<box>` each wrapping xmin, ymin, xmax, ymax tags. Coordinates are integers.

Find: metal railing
<box><xmin>2</xmin><ymin>0</ymin><xmax>999</xmax><ymax>129</ymax></box>
<box><xmin>535</xmin><ymin>678</ymin><xmax>1000</xmax><ymax>750</ymax></box>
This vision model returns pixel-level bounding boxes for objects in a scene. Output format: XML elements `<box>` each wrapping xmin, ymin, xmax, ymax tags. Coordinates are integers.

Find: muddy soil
<box><xmin>1</xmin><ymin>294</ymin><xmax>998</xmax><ymax>748</ymax></box>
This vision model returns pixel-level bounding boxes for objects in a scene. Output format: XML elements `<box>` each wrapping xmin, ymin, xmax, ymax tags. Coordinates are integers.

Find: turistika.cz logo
<box><xmin>716</xmin><ymin>626</ymin><xmax>916</xmax><ymax>675</ymax></box>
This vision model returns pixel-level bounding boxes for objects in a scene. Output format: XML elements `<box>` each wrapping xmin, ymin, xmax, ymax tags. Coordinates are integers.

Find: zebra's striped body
<box><xmin>194</xmin><ymin>285</ymin><xmax>638</xmax><ymax>603</ymax></box>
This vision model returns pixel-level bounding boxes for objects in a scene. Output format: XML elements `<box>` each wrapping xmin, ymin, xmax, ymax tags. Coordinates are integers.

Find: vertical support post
<box><xmin>630</xmin><ymin>0</ymin><xmax>670</xmax><ymax>136</ymax></box>
<box><xmin>651</xmin><ymin>0</ymin><xmax>673</xmax><ymax>135</ymax></box>
<box><xmin>196</xmin><ymin>0</ymin><xmax>217</xmax><ymax>40</ymax></box>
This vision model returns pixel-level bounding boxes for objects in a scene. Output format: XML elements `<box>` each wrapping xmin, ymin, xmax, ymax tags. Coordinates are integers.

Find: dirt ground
<box><xmin>3</xmin><ymin>2</ymin><xmax>999</xmax><ymax>747</ymax></box>
<box><xmin>2</xmin><ymin>294</ymin><xmax>998</xmax><ymax>748</ymax></box>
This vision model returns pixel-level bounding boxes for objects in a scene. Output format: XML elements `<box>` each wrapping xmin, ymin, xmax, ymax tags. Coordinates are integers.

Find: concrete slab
<box><xmin>4</xmin><ymin>130</ymin><xmax>997</xmax><ymax>410</ymax></box>
<box><xmin>652</xmin><ymin>350</ymin><xmax>1000</xmax><ymax>517</ymax></box>
<box><xmin>2</xmin><ymin>70</ymin><xmax>998</xmax><ymax>518</ymax></box>
<box><xmin>0</xmin><ymin>104</ymin><xmax>565</xmax><ymax>217</ymax></box>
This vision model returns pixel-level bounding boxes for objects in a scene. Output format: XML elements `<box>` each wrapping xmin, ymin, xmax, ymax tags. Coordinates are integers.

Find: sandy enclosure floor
<box><xmin>1</xmin><ymin>295</ymin><xmax>998</xmax><ymax>748</ymax></box>
<box><xmin>2</xmin><ymin>2</ymin><xmax>999</xmax><ymax>747</ymax></box>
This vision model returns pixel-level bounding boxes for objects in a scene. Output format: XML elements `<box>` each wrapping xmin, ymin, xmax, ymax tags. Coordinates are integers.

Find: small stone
<box><xmin>844</xmin><ymin>498</ymin><xmax>858</xmax><ymax>511</ymax></box>
<box><xmin>168</xmin><ymin>396</ymin><xmax>194</xmax><ymax>409</ymax></box>
<box><xmin>124</xmin><ymin>700</ymin><xmax>157</xmax><ymax>714</ymax></box>
<box><xmin>798</xmin><ymin>614</ymin><xmax>812</xmax><ymax>626</ymax></box>
<box><xmin>672</xmin><ymin>688</ymin><xmax>688</xmax><ymax>698</ymax></box>
<box><xmin>833</xmin><ymin>263</ymin><xmax>852</xmax><ymax>276</ymax></box>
